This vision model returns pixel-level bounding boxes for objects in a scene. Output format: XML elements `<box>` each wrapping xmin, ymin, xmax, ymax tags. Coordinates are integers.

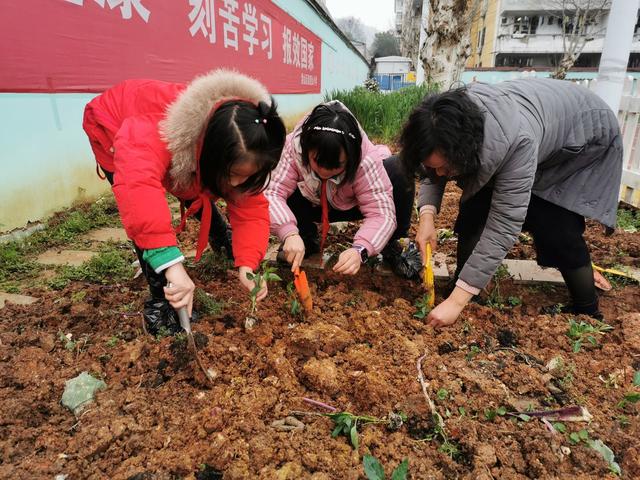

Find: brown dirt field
<box><xmin>1</xmin><ymin>186</ymin><xmax>639</xmax><ymax>479</ymax></box>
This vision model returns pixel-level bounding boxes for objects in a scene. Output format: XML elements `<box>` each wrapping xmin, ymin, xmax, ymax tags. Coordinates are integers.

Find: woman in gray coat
<box><xmin>400</xmin><ymin>78</ymin><xmax>622</xmax><ymax>327</ymax></box>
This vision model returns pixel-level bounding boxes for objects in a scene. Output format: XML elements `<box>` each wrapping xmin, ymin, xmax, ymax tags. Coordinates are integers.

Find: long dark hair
<box><xmin>200</xmin><ymin>97</ymin><xmax>286</xmax><ymax>196</ymax></box>
<box><xmin>400</xmin><ymin>88</ymin><xmax>484</xmax><ymax>177</ymax></box>
<box><xmin>300</xmin><ymin>102</ymin><xmax>362</xmax><ymax>183</ymax></box>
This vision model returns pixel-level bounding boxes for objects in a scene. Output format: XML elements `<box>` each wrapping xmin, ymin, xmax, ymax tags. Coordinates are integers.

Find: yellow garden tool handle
<box><xmin>423</xmin><ymin>243</ymin><xmax>435</xmax><ymax>308</ymax></box>
<box><xmin>592</xmin><ymin>263</ymin><xmax>636</xmax><ymax>280</ymax></box>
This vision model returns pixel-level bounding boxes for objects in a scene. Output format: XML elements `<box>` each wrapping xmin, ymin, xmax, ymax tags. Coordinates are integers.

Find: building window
<box><xmin>478</xmin><ymin>26</ymin><xmax>486</xmax><ymax>51</ymax></box>
<box><xmin>513</xmin><ymin>16</ymin><xmax>538</xmax><ymax>34</ymax></box>
<box><xmin>548</xmin><ymin>15</ymin><xmax>554</xmax><ymax>25</ymax></box>
<box><xmin>502</xmin><ymin>16</ymin><xmax>508</xmax><ymax>25</ymax></box>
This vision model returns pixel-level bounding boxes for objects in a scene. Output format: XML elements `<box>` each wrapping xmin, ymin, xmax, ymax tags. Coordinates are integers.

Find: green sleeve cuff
<box><xmin>142</xmin><ymin>246</ymin><xmax>185</xmax><ymax>273</ymax></box>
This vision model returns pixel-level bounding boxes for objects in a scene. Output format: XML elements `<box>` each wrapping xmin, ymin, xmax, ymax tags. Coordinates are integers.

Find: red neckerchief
<box><xmin>319</xmin><ymin>178</ymin><xmax>329</xmax><ymax>256</ymax></box>
<box><xmin>174</xmin><ymin>96</ymin><xmax>257</xmax><ymax>261</ymax></box>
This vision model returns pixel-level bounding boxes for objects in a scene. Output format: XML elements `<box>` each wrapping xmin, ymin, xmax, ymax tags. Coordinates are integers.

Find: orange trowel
<box><xmin>293</xmin><ymin>267</ymin><xmax>313</xmax><ymax>313</ymax></box>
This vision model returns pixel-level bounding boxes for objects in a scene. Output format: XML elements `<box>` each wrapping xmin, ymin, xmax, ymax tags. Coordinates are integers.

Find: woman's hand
<box><xmin>163</xmin><ymin>262</ymin><xmax>196</xmax><ymax>315</ymax></box>
<box><xmin>426</xmin><ymin>286</ymin><xmax>473</xmax><ymax>328</ymax></box>
<box><xmin>238</xmin><ymin>266</ymin><xmax>268</xmax><ymax>301</ymax></box>
<box><xmin>416</xmin><ymin>212</ymin><xmax>438</xmax><ymax>264</ymax></box>
<box><xmin>333</xmin><ymin>248</ymin><xmax>361</xmax><ymax>275</ymax></box>
<box><xmin>283</xmin><ymin>233</ymin><xmax>305</xmax><ymax>272</ymax></box>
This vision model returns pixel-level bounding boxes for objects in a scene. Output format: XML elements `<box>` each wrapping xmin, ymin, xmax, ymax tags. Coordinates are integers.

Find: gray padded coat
<box><xmin>418</xmin><ymin>78</ymin><xmax>623</xmax><ymax>290</ymax></box>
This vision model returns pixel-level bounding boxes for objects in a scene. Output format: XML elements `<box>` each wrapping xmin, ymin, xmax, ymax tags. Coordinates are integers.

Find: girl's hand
<box><xmin>332</xmin><ymin>248</ymin><xmax>361</xmax><ymax>275</ymax></box>
<box><xmin>416</xmin><ymin>212</ymin><xmax>437</xmax><ymax>264</ymax></box>
<box><xmin>283</xmin><ymin>233</ymin><xmax>305</xmax><ymax>272</ymax></box>
<box><xmin>426</xmin><ymin>286</ymin><xmax>473</xmax><ymax>328</ymax></box>
<box><xmin>239</xmin><ymin>266</ymin><xmax>268</xmax><ymax>301</ymax></box>
<box><xmin>163</xmin><ymin>263</ymin><xmax>196</xmax><ymax>316</ymax></box>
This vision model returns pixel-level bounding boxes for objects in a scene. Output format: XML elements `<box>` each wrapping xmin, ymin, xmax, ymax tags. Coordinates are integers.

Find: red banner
<box><xmin>0</xmin><ymin>0</ymin><xmax>321</xmax><ymax>93</ymax></box>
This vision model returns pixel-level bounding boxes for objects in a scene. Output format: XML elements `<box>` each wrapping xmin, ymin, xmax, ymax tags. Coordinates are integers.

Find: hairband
<box><xmin>254</xmin><ymin>118</ymin><xmax>268</xmax><ymax>124</ymax></box>
<box><xmin>312</xmin><ymin>125</ymin><xmax>357</xmax><ymax>140</ymax></box>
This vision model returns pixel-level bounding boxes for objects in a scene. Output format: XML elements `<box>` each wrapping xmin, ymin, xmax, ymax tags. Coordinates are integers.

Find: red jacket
<box><xmin>82</xmin><ymin>71</ymin><xmax>273</xmax><ymax>270</ymax></box>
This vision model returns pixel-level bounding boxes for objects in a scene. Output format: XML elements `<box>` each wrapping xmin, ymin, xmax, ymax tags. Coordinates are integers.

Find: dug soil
<box><xmin>1</xmin><ymin>185</ymin><xmax>639</xmax><ymax>479</ymax></box>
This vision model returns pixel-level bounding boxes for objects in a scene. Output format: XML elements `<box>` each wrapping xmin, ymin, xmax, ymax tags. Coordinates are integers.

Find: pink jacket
<box><xmin>265</xmin><ymin>109</ymin><xmax>396</xmax><ymax>255</ymax></box>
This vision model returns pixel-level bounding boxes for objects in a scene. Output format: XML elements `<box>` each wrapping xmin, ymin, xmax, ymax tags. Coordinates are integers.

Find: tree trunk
<box><xmin>419</xmin><ymin>0</ymin><xmax>479</xmax><ymax>88</ymax></box>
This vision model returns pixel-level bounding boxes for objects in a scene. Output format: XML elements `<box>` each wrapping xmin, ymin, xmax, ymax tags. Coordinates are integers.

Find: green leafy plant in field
<box><xmin>568</xmin><ymin>430</ymin><xmax>621</xmax><ymax>476</ymax></box>
<box><xmin>566</xmin><ymin>318</ymin><xmax>613</xmax><ymax>353</ymax></box>
<box><xmin>413</xmin><ymin>293</ymin><xmax>432</xmax><ymax>319</ymax></box>
<box><xmin>485</xmin><ymin>264</ymin><xmax>512</xmax><ymax>309</ymax></box>
<box><xmin>484</xmin><ymin>406</ymin><xmax>507</xmax><ymax>422</ymax></box>
<box><xmin>363</xmin><ymin>455</ymin><xmax>408</xmax><ymax>480</ymax></box>
<box><xmin>286</xmin><ymin>281</ymin><xmax>302</xmax><ymax>317</ymax></box>
<box><xmin>245</xmin><ymin>262</ymin><xmax>281</xmax><ymax>316</ymax></box>
<box><xmin>616</xmin><ymin>392</ymin><xmax>640</xmax><ymax>410</ymax></box>
<box><xmin>49</xmin><ymin>247</ymin><xmax>135</xmax><ymax>289</ymax></box>
<box><xmin>326</xmin><ymin>412</ymin><xmax>390</xmax><ymax>450</ymax></box>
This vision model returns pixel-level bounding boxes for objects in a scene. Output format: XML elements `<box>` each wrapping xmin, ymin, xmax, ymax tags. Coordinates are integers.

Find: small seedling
<box><xmin>413</xmin><ymin>293</ymin><xmax>432</xmax><ymax>319</ymax></box>
<box><xmin>465</xmin><ymin>344</ymin><xmax>482</xmax><ymax>361</ymax></box>
<box><xmin>617</xmin><ymin>415</ymin><xmax>630</xmax><ymax>427</ymax></box>
<box><xmin>616</xmin><ymin>392</ymin><xmax>640</xmax><ymax>409</ymax></box>
<box><xmin>553</xmin><ymin>422</ymin><xmax>566</xmax><ymax>433</ymax></box>
<box><xmin>569</xmin><ymin>429</ymin><xmax>590</xmax><ymax>444</ymax></box>
<box><xmin>245</xmin><ymin>263</ymin><xmax>282</xmax><ymax>316</ymax></box>
<box><xmin>506</xmin><ymin>296</ymin><xmax>522</xmax><ymax>307</ymax></box>
<box><xmin>437</xmin><ymin>229</ymin><xmax>455</xmax><ymax>242</ymax></box>
<box><xmin>105</xmin><ymin>336</ymin><xmax>119</xmax><ymax>348</ymax></box>
<box><xmin>484</xmin><ymin>406</ymin><xmax>507</xmax><ymax>421</ymax></box>
<box><xmin>286</xmin><ymin>282</ymin><xmax>302</xmax><ymax>317</ymax></box>
<box><xmin>566</xmin><ymin>318</ymin><xmax>613</xmax><ymax>353</ymax></box>
<box><xmin>485</xmin><ymin>264</ymin><xmax>511</xmax><ymax>309</ymax></box>
<box><xmin>633</xmin><ymin>370</ymin><xmax>640</xmax><ymax>387</ymax></box>
<box><xmin>326</xmin><ymin>411</ymin><xmax>386</xmax><ymax>449</ymax></box>
<box><xmin>58</xmin><ymin>331</ymin><xmax>76</xmax><ymax>352</ymax></box>
<box><xmin>436</xmin><ymin>388</ymin><xmax>449</xmax><ymax>401</ymax></box>
<box><xmin>568</xmin><ymin>431</ymin><xmax>622</xmax><ymax>475</ymax></box>
<box><xmin>363</xmin><ymin>455</ymin><xmax>408</xmax><ymax>480</ymax></box>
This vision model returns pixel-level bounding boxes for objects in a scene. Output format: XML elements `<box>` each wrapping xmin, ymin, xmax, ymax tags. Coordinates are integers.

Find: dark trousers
<box><xmin>102</xmin><ymin>169</ymin><xmax>228</xmax><ymax>299</ymax></box>
<box><xmin>454</xmin><ymin>186</ymin><xmax>591</xmax><ymax>278</ymax></box>
<box><xmin>287</xmin><ymin>155</ymin><xmax>415</xmax><ymax>246</ymax></box>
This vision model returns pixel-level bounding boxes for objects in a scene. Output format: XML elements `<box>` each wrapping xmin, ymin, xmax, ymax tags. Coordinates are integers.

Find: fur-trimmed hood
<box><xmin>159</xmin><ymin>69</ymin><xmax>271</xmax><ymax>191</ymax></box>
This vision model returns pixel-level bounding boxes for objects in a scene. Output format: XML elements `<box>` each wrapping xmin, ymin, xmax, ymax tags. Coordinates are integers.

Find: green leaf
<box><xmin>436</xmin><ymin>388</ymin><xmax>448</xmax><ymax>401</ymax></box>
<box><xmin>496</xmin><ymin>406</ymin><xmax>507</xmax><ymax>416</ymax></box>
<box><xmin>363</xmin><ymin>454</ymin><xmax>385</xmax><ymax>480</ymax></box>
<box><xmin>518</xmin><ymin>414</ymin><xmax>531</xmax><ymax>422</ymax></box>
<box><xmin>350</xmin><ymin>424</ymin><xmax>359</xmax><ymax>449</ymax></box>
<box><xmin>588</xmin><ymin>439</ymin><xmax>621</xmax><ymax>476</ymax></box>
<box><xmin>633</xmin><ymin>370</ymin><xmax>640</xmax><ymax>387</ymax></box>
<box><xmin>331</xmin><ymin>424</ymin><xmax>343</xmax><ymax>438</ymax></box>
<box><xmin>578</xmin><ymin>429</ymin><xmax>589</xmax><ymax>441</ymax></box>
<box><xmin>391</xmin><ymin>458</ymin><xmax>409</xmax><ymax>480</ymax></box>
<box><xmin>624</xmin><ymin>392</ymin><xmax>640</xmax><ymax>403</ymax></box>
<box><xmin>572</xmin><ymin>340</ymin><xmax>582</xmax><ymax>353</ymax></box>
<box><xmin>553</xmin><ymin>422</ymin><xmax>566</xmax><ymax>433</ymax></box>
<box><xmin>458</xmin><ymin>406</ymin><xmax>466</xmax><ymax>416</ymax></box>
<box><xmin>569</xmin><ymin>432</ymin><xmax>581</xmax><ymax>444</ymax></box>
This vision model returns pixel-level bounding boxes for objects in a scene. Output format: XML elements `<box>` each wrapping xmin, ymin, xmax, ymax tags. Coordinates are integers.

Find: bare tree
<box><xmin>419</xmin><ymin>0</ymin><xmax>481</xmax><ymax>88</ymax></box>
<box><xmin>548</xmin><ymin>0</ymin><xmax>611</xmax><ymax>79</ymax></box>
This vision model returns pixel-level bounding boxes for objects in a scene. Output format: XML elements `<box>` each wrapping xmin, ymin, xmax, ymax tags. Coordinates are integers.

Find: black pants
<box><xmin>287</xmin><ymin>155</ymin><xmax>415</xmax><ymax>245</ymax></box>
<box><xmin>454</xmin><ymin>186</ymin><xmax>591</xmax><ymax>278</ymax></box>
<box><xmin>102</xmin><ymin>169</ymin><xmax>228</xmax><ymax>299</ymax></box>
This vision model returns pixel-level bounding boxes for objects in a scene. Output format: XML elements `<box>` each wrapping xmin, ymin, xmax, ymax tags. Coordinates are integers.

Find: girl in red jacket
<box><xmin>83</xmin><ymin>70</ymin><xmax>286</xmax><ymax>335</ymax></box>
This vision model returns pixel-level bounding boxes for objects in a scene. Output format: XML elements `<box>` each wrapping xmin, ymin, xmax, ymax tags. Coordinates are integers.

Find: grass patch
<box><xmin>0</xmin><ymin>197</ymin><xmax>120</xmax><ymax>287</ymax></box>
<box><xmin>324</xmin><ymin>83</ymin><xmax>437</xmax><ymax>144</ymax></box>
<box><xmin>617</xmin><ymin>208</ymin><xmax>640</xmax><ymax>233</ymax></box>
<box><xmin>49</xmin><ymin>246</ymin><xmax>135</xmax><ymax>289</ymax></box>
<box><xmin>194</xmin><ymin>288</ymin><xmax>224</xmax><ymax>315</ymax></box>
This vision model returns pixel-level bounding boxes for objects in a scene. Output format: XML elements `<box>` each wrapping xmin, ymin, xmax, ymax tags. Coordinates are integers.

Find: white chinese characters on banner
<box><xmin>219</xmin><ymin>0</ymin><xmax>239</xmax><ymax>50</ymax></box>
<box><xmin>65</xmin><ymin>0</ymin><xmax>151</xmax><ymax>23</ymax></box>
<box><xmin>282</xmin><ymin>26</ymin><xmax>316</xmax><ymax>85</ymax></box>
<box><xmin>188</xmin><ymin>0</ymin><xmax>272</xmax><ymax>59</ymax></box>
<box><xmin>188</xmin><ymin>0</ymin><xmax>216</xmax><ymax>44</ymax></box>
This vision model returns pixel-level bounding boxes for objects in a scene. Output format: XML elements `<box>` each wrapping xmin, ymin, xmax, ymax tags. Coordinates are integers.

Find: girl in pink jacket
<box><xmin>265</xmin><ymin>101</ymin><xmax>415</xmax><ymax>277</ymax></box>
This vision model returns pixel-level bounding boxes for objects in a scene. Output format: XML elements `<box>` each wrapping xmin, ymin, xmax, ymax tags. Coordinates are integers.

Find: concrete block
<box><xmin>0</xmin><ymin>292</ymin><xmax>39</xmax><ymax>309</ymax></box>
<box><xmin>36</xmin><ymin>250</ymin><xmax>97</xmax><ymax>267</ymax></box>
<box><xmin>81</xmin><ymin>227</ymin><xmax>129</xmax><ymax>243</ymax></box>
<box><xmin>502</xmin><ymin>259</ymin><xmax>564</xmax><ymax>284</ymax></box>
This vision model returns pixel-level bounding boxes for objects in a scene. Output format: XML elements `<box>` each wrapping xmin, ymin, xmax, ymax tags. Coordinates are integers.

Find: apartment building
<box><xmin>468</xmin><ymin>0</ymin><xmax>640</xmax><ymax>69</ymax></box>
